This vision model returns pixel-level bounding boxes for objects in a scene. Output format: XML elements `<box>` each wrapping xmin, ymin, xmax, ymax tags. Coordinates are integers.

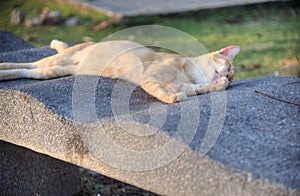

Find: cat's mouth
<box><xmin>212</xmin><ymin>72</ymin><xmax>222</xmax><ymax>84</ymax></box>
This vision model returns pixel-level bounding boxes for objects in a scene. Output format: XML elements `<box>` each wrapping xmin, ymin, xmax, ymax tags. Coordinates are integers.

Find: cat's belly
<box><xmin>75</xmin><ymin>40</ymin><xmax>153</xmax><ymax>81</ymax></box>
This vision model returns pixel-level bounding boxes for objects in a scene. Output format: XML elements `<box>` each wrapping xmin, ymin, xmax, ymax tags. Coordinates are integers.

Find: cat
<box><xmin>0</xmin><ymin>39</ymin><xmax>240</xmax><ymax>103</ymax></box>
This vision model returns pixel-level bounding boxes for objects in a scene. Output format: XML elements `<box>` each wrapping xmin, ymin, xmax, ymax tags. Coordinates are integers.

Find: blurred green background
<box><xmin>1</xmin><ymin>0</ymin><xmax>300</xmax><ymax>81</ymax></box>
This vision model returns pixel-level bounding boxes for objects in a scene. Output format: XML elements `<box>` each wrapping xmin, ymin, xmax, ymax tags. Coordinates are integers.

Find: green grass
<box><xmin>0</xmin><ymin>0</ymin><xmax>299</xmax><ymax>80</ymax></box>
<box><xmin>0</xmin><ymin>0</ymin><xmax>115</xmax><ymax>44</ymax></box>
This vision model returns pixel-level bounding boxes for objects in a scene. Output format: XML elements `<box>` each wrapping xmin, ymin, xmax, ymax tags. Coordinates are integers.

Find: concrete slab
<box><xmin>0</xmin><ymin>31</ymin><xmax>299</xmax><ymax>195</ymax></box>
<box><xmin>63</xmin><ymin>0</ymin><xmax>281</xmax><ymax>18</ymax></box>
<box><xmin>0</xmin><ymin>141</ymin><xmax>82</xmax><ymax>195</ymax></box>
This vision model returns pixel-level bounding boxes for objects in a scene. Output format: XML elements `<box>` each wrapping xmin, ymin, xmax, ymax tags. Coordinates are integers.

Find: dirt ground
<box><xmin>77</xmin><ymin>169</ymin><xmax>158</xmax><ymax>196</ymax></box>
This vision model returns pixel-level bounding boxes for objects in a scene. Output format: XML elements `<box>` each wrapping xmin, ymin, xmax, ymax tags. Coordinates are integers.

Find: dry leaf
<box><xmin>282</xmin><ymin>56</ymin><xmax>300</xmax><ymax>77</ymax></box>
<box><xmin>252</xmin><ymin>64</ymin><xmax>262</xmax><ymax>69</ymax></box>
<box><xmin>93</xmin><ymin>21</ymin><xmax>110</xmax><ymax>32</ymax></box>
<box><xmin>284</xmin><ymin>56</ymin><xmax>299</xmax><ymax>66</ymax></box>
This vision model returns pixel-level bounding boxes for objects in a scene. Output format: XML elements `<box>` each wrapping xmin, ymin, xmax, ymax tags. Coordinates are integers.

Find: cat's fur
<box><xmin>0</xmin><ymin>40</ymin><xmax>240</xmax><ymax>103</ymax></box>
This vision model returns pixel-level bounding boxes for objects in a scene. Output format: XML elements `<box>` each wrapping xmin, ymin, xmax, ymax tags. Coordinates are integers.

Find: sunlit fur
<box><xmin>0</xmin><ymin>40</ymin><xmax>240</xmax><ymax>103</ymax></box>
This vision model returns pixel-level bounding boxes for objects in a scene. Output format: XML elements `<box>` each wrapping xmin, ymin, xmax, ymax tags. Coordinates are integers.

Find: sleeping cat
<box><xmin>0</xmin><ymin>40</ymin><xmax>240</xmax><ymax>103</ymax></box>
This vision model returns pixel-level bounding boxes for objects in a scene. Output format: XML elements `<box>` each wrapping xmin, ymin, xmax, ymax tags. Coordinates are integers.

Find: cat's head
<box><xmin>210</xmin><ymin>46</ymin><xmax>240</xmax><ymax>84</ymax></box>
<box><xmin>192</xmin><ymin>46</ymin><xmax>240</xmax><ymax>85</ymax></box>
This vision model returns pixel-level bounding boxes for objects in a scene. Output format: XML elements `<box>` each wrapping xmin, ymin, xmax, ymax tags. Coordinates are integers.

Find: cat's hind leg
<box><xmin>0</xmin><ymin>62</ymin><xmax>37</xmax><ymax>70</ymax></box>
<box><xmin>141</xmin><ymin>81</ymin><xmax>187</xmax><ymax>103</ymax></box>
<box><xmin>0</xmin><ymin>69</ymin><xmax>32</xmax><ymax>80</ymax></box>
<box><xmin>0</xmin><ymin>65</ymin><xmax>76</xmax><ymax>80</ymax></box>
<box><xmin>29</xmin><ymin>65</ymin><xmax>77</xmax><ymax>79</ymax></box>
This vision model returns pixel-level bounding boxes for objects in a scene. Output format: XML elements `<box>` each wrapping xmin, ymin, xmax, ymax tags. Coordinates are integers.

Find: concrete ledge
<box><xmin>0</xmin><ymin>141</ymin><xmax>82</xmax><ymax>195</ymax></box>
<box><xmin>1</xmin><ymin>31</ymin><xmax>299</xmax><ymax>195</ymax></box>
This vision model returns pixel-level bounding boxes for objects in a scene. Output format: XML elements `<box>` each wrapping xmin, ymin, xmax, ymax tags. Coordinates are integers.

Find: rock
<box><xmin>10</xmin><ymin>9</ymin><xmax>25</xmax><ymax>25</ymax></box>
<box><xmin>0</xmin><ymin>31</ymin><xmax>299</xmax><ymax>195</ymax></box>
<box><xmin>64</xmin><ymin>16</ymin><xmax>82</xmax><ymax>26</ymax></box>
<box><xmin>25</xmin><ymin>17</ymin><xmax>40</xmax><ymax>27</ymax></box>
<box><xmin>25</xmin><ymin>8</ymin><xmax>63</xmax><ymax>27</ymax></box>
<box><xmin>44</xmin><ymin>10</ymin><xmax>63</xmax><ymax>25</ymax></box>
<box><xmin>39</xmin><ymin>7</ymin><xmax>63</xmax><ymax>25</ymax></box>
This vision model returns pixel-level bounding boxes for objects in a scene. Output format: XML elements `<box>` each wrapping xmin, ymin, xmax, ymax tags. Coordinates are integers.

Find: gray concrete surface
<box><xmin>0</xmin><ymin>31</ymin><xmax>300</xmax><ymax>195</ymax></box>
<box><xmin>63</xmin><ymin>0</ymin><xmax>281</xmax><ymax>18</ymax></box>
<box><xmin>0</xmin><ymin>33</ymin><xmax>83</xmax><ymax>194</ymax></box>
<box><xmin>0</xmin><ymin>141</ymin><xmax>82</xmax><ymax>195</ymax></box>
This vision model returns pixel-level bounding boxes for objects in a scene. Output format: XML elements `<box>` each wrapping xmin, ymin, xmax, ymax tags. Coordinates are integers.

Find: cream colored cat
<box><xmin>0</xmin><ymin>40</ymin><xmax>240</xmax><ymax>103</ymax></box>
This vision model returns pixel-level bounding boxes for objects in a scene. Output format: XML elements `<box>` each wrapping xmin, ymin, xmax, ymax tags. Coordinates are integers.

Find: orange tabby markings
<box><xmin>0</xmin><ymin>40</ymin><xmax>240</xmax><ymax>103</ymax></box>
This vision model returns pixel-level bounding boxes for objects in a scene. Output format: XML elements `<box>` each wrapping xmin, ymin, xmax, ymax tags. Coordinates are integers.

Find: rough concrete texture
<box><xmin>0</xmin><ymin>141</ymin><xmax>82</xmax><ymax>195</ymax></box>
<box><xmin>63</xmin><ymin>0</ymin><xmax>280</xmax><ymax>18</ymax></box>
<box><xmin>0</xmin><ymin>31</ymin><xmax>300</xmax><ymax>195</ymax></box>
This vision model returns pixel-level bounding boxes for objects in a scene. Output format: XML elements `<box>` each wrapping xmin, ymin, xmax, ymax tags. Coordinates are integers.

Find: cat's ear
<box><xmin>218</xmin><ymin>46</ymin><xmax>240</xmax><ymax>60</ymax></box>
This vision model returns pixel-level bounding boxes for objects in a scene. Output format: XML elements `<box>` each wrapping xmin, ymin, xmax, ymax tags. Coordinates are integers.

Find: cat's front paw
<box><xmin>164</xmin><ymin>92</ymin><xmax>187</xmax><ymax>103</ymax></box>
<box><xmin>215</xmin><ymin>76</ymin><xmax>229</xmax><ymax>91</ymax></box>
<box><xmin>218</xmin><ymin>76</ymin><xmax>229</xmax><ymax>86</ymax></box>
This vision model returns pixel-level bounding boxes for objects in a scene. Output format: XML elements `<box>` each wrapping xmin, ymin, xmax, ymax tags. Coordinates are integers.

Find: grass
<box><xmin>0</xmin><ymin>0</ymin><xmax>299</xmax><ymax>81</ymax></box>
